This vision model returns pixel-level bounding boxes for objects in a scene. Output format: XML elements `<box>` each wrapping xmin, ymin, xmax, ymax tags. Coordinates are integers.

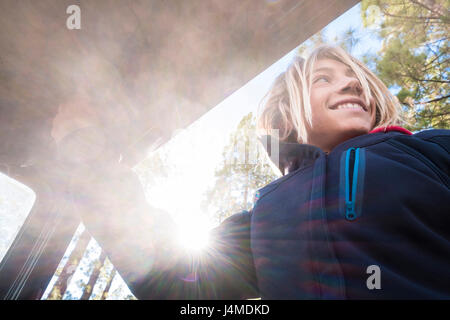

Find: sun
<box><xmin>176</xmin><ymin>216</ymin><xmax>212</xmax><ymax>252</ymax></box>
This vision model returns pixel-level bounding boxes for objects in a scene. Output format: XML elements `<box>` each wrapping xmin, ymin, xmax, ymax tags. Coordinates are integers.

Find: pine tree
<box><xmin>203</xmin><ymin>113</ymin><xmax>280</xmax><ymax>224</ymax></box>
<box><xmin>361</xmin><ymin>0</ymin><xmax>449</xmax><ymax>130</ymax></box>
<box><xmin>298</xmin><ymin>1</ymin><xmax>449</xmax><ymax>131</ymax></box>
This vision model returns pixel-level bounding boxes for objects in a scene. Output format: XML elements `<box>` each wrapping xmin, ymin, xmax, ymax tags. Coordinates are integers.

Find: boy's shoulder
<box><xmin>387</xmin><ymin>128</ymin><xmax>449</xmax><ymax>157</ymax></box>
<box><xmin>412</xmin><ymin>129</ymin><xmax>450</xmax><ymax>153</ymax></box>
<box><xmin>387</xmin><ymin>129</ymin><xmax>449</xmax><ymax>186</ymax></box>
<box><xmin>413</xmin><ymin>128</ymin><xmax>450</xmax><ymax>138</ymax></box>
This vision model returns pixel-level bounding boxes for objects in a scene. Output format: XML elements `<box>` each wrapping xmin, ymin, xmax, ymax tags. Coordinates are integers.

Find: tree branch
<box><xmin>419</xmin><ymin>94</ymin><xmax>450</xmax><ymax>104</ymax></box>
<box><xmin>399</xmin><ymin>75</ymin><xmax>450</xmax><ymax>84</ymax></box>
<box><xmin>380</xmin><ymin>6</ymin><xmax>447</xmax><ymax>23</ymax></box>
<box><xmin>410</xmin><ymin>0</ymin><xmax>448</xmax><ymax>18</ymax></box>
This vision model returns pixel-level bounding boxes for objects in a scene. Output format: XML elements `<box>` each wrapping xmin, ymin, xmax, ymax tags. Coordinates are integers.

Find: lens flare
<box><xmin>176</xmin><ymin>217</ymin><xmax>211</xmax><ymax>252</ymax></box>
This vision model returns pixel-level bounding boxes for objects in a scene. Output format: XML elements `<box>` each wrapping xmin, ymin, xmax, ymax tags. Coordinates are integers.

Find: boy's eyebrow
<box><xmin>312</xmin><ymin>67</ymin><xmax>334</xmax><ymax>74</ymax></box>
<box><xmin>313</xmin><ymin>67</ymin><xmax>356</xmax><ymax>76</ymax></box>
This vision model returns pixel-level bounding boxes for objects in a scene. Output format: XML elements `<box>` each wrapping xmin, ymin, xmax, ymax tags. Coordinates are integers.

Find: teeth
<box><xmin>336</xmin><ymin>103</ymin><xmax>364</xmax><ymax>111</ymax></box>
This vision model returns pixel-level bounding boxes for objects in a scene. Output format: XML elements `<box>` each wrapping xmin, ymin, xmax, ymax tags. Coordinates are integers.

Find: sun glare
<box><xmin>176</xmin><ymin>217</ymin><xmax>212</xmax><ymax>252</ymax></box>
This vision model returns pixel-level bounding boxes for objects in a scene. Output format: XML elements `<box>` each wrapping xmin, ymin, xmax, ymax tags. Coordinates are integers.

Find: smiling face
<box><xmin>305</xmin><ymin>58</ymin><xmax>376</xmax><ymax>153</ymax></box>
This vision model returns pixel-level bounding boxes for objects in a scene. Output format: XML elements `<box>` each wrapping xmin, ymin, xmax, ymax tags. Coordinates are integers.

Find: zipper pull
<box><xmin>346</xmin><ymin>201</ymin><xmax>356</xmax><ymax>220</ymax></box>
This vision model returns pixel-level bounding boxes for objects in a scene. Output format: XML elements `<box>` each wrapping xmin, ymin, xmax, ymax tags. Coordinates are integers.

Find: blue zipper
<box><xmin>345</xmin><ymin>148</ymin><xmax>360</xmax><ymax>221</ymax></box>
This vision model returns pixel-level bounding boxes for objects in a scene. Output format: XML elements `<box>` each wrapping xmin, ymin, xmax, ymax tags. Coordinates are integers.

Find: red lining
<box><xmin>370</xmin><ymin>126</ymin><xmax>413</xmax><ymax>135</ymax></box>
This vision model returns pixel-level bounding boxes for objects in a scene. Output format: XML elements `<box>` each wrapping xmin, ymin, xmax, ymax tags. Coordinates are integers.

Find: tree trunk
<box><xmin>80</xmin><ymin>251</ymin><xmax>107</xmax><ymax>300</ymax></box>
<box><xmin>101</xmin><ymin>268</ymin><xmax>117</xmax><ymax>300</ymax></box>
<box><xmin>47</xmin><ymin>230</ymin><xmax>91</xmax><ymax>299</ymax></box>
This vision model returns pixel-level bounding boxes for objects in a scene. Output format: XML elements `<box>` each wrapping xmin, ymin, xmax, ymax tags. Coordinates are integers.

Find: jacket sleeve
<box><xmin>72</xmin><ymin>163</ymin><xmax>259</xmax><ymax>300</ymax></box>
<box><xmin>129</xmin><ymin>210</ymin><xmax>260</xmax><ymax>300</ymax></box>
<box><xmin>196</xmin><ymin>210</ymin><xmax>260</xmax><ymax>299</ymax></box>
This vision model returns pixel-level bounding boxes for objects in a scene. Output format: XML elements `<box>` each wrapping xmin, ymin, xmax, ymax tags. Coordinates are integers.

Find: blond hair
<box><xmin>257</xmin><ymin>45</ymin><xmax>404</xmax><ymax>143</ymax></box>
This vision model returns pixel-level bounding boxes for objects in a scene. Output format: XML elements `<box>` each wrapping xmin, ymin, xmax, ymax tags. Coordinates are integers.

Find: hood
<box><xmin>259</xmin><ymin>135</ymin><xmax>322</xmax><ymax>175</ymax></box>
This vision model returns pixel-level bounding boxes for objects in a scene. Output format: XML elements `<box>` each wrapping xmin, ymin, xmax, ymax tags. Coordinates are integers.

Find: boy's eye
<box><xmin>314</xmin><ymin>76</ymin><xmax>330</xmax><ymax>83</ymax></box>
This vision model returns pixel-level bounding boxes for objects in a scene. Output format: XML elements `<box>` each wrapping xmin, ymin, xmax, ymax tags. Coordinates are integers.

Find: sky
<box><xmin>0</xmin><ymin>2</ymin><xmax>384</xmax><ymax>299</ymax></box>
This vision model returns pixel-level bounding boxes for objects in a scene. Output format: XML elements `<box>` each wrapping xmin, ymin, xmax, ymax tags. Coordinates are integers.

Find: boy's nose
<box><xmin>338</xmin><ymin>77</ymin><xmax>363</xmax><ymax>96</ymax></box>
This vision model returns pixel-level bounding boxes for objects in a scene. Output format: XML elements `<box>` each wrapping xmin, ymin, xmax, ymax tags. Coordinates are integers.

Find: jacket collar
<box><xmin>260</xmin><ymin>136</ymin><xmax>323</xmax><ymax>176</ymax></box>
<box><xmin>261</xmin><ymin>127</ymin><xmax>412</xmax><ymax>176</ymax></box>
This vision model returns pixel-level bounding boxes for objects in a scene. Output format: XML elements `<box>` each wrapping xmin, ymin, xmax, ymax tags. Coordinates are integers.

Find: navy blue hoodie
<box><xmin>132</xmin><ymin>128</ymin><xmax>450</xmax><ymax>299</ymax></box>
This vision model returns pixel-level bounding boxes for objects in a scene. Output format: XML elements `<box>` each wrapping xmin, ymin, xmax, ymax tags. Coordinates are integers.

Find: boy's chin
<box><xmin>339</xmin><ymin>122</ymin><xmax>372</xmax><ymax>138</ymax></box>
<box><xmin>329</xmin><ymin>126</ymin><xmax>372</xmax><ymax>149</ymax></box>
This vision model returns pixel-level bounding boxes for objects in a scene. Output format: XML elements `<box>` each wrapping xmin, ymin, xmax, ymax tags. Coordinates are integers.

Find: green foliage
<box><xmin>297</xmin><ymin>1</ymin><xmax>449</xmax><ymax>131</ymax></box>
<box><xmin>297</xmin><ymin>26</ymin><xmax>363</xmax><ymax>57</ymax></box>
<box><xmin>361</xmin><ymin>0</ymin><xmax>449</xmax><ymax>130</ymax></box>
<box><xmin>203</xmin><ymin>113</ymin><xmax>280</xmax><ymax>223</ymax></box>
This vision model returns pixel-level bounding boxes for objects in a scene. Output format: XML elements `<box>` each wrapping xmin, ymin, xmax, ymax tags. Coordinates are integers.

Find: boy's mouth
<box><xmin>329</xmin><ymin>99</ymin><xmax>368</xmax><ymax>112</ymax></box>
